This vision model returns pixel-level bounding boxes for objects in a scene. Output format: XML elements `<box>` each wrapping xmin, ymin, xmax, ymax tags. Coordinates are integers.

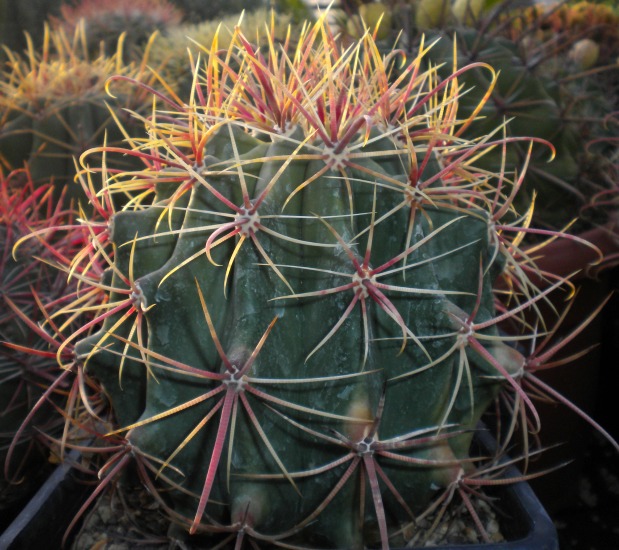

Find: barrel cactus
<box><xmin>45</xmin><ymin>14</ymin><xmax>576</xmax><ymax>549</ymax></box>
<box><xmin>50</xmin><ymin>0</ymin><xmax>184</xmax><ymax>57</ymax></box>
<box><xmin>0</xmin><ymin>166</ymin><xmax>83</xmax><ymax>487</ymax></box>
<box><xmin>0</xmin><ymin>24</ymin><xmax>161</xmax><ymax>206</ymax></box>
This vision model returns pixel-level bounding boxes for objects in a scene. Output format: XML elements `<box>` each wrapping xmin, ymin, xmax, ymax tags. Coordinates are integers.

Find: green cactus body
<box><xmin>75</xmin><ymin>181</ymin><xmax>191</xmax><ymax>425</ymax></box>
<box><xmin>1</xmin><ymin>96</ymin><xmax>146</xmax><ymax>206</ymax></box>
<box><xmin>65</xmin><ymin>17</ymin><xmax>544</xmax><ymax>549</ymax></box>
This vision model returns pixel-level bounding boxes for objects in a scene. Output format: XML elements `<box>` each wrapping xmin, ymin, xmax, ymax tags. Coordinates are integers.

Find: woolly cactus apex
<box><xmin>58</xmin><ymin>14</ymin><xmax>566</xmax><ymax>549</ymax></box>
<box><xmin>0</xmin><ymin>24</ymin><xmax>160</xmax><ymax>206</ymax></box>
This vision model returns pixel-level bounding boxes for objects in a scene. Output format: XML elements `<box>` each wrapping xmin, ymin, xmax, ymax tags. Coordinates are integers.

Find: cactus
<box><xmin>0</xmin><ymin>24</ymin><xmax>161</xmax><ymax>206</ymax></box>
<box><xmin>0</xmin><ymin>166</ymin><xmax>86</xmax><ymax>492</ymax></box>
<box><xmin>419</xmin><ymin>3</ymin><xmax>618</xmax><ymax>232</ymax></box>
<box><xmin>50</xmin><ymin>0</ymin><xmax>184</xmax><ymax>58</ymax></box>
<box><xmin>169</xmin><ymin>0</ymin><xmax>268</xmax><ymax>21</ymax></box>
<box><xmin>336</xmin><ymin>1</ymin><xmax>619</xmax><ymax>234</ymax></box>
<box><xmin>35</xmin><ymin>14</ymin><xmax>588</xmax><ymax>549</ymax></box>
<box><xmin>501</xmin><ymin>1</ymin><xmax>619</xmax><ymax>65</ymax></box>
<box><xmin>421</xmin><ymin>29</ymin><xmax>588</xmax><ymax>228</ymax></box>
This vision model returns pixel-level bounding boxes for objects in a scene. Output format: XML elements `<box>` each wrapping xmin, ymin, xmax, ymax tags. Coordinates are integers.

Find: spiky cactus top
<box><xmin>148</xmin><ymin>9</ymin><xmax>295</xmax><ymax>97</ymax></box>
<box><xmin>57</xmin><ymin>15</ymin><xmax>565</xmax><ymax>549</ymax></box>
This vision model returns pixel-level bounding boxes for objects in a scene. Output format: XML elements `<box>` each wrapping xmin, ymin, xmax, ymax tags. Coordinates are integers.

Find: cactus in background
<box><xmin>0</xmin><ymin>25</ymin><xmax>161</xmax><ymax>206</ymax></box>
<box><xmin>502</xmin><ymin>1</ymin><xmax>619</xmax><ymax>65</ymax></box>
<box><xmin>169</xmin><ymin>0</ymin><xmax>268</xmax><ymax>21</ymax></box>
<box><xmin>30</xmin><ymin>14</ymin><xmax>592</xmax><ymax>549</ymax></box>
<box><xmin>422</xmin><ymin>29</ymin><xmax>588</xmax><ymax>228</ymax></box>
<box><xmin>336</xmin><ymin>0</ymin><xmax>619</xmax><ymax>233</ymax></box>
<box><xmin>0</xmin><ymin>166</ymin><xmax>86</xmax><ymax>492</ymax></box>
<box><xmin>50</xmin><ymin>0</ymin><xmax>184</xmax><ymax>57</ymax></box>
<box><xmin>422</xmin><ymin>14</ymin><xmax>619</xmax><ymax>230</ymax></box>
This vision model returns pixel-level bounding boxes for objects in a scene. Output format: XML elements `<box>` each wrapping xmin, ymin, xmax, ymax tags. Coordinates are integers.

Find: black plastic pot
<box><xmin>0</xmin><ymin>450</ymin><xmax>90</xmax><ymax>550</ymax></box>
<box><xmin>0</xmin><ymin>433</ymin><xmax>558</xmax><ymax>550</ymax></box>
<box><xmin>405</xmin><ymin>428</ymin><xmax>559</xmax><ymax>550</ymax></box>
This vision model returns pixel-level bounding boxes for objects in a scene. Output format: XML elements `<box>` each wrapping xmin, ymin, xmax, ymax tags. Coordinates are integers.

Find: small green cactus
<box><xmin>338</xmin><ymin>0</ymin><xmax>619</xmax><ymax>236</ymax></box>
<box><xmin>36</xmin><ymin>14</ymin><xmax>593</xmax><ymax>549</ymax></box>
<box><xmin>422</xmin><ymin>29</ymin><xmax>585</xmax><ymax>227</ymax></box>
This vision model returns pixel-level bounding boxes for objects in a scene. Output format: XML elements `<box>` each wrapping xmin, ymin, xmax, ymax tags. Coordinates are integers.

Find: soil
<box><xmin>71</xmin><ymin>483</ymin><xmax>171</xmax><ymax>549</ymax></box>
<box><xmin>71</xmin><ymin>483</ymin><xmax>504</xmax><ymax>549</ymax></box>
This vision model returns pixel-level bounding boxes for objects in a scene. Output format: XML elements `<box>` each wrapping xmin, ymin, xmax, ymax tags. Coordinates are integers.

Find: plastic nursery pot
<box><xmin>528</xmin><ymin>224</ymin><xmax>619</xmax><ymax>284</ymax></box>
<box><xmin>511</xmin><ymin>229</ymin><xmax>618</xmax><ymax>515</ymax></box>
<box><xmin>0</xmin><ymin>431</ymin><xmax>558</xmax><ymax>550</ymax></box>
<box><xmin>0</xmin><ymin>450</ymin><xmax>90</xmax><ymax>550</ymax></box>
<box><xmin>402</xmin><ymin>427</ymin><xmax>559</xmax><ymax>550</ymax></box>
<box><xmin>0</xmin><ymin>450</ymin><xmax>55</xmax><ymax>534</ymax></box>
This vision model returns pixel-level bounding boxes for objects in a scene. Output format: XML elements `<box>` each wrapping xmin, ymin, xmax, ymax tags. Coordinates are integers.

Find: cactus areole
<box><xmin>72</xmin><ymin>15</ymin><xmax>555</xmax><ymax>549</ymax></box>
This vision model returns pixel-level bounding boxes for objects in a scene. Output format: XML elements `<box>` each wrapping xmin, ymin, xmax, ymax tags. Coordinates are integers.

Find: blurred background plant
<box><xmin>0</xmin><ymin>166</ymin><xmax>89</xmax><ymax>528</ymax></box>
<box><xmin>149</xmin><ymin>8</ymin><xmax>298</xmax><ymax>97</ymax></box>
<box><xmin>336</xmin><ymin>0</ymin><xmax>619</xmax><ymax>242</ymax></box>
<box><xmin>171</xmin><ymin>0</ymin><xmax>276</xmax><ymax>20</ymax></box>
<box><xmin>0</xmin><ymin>24</ymin><xmax>163</xmax><ymax>206</ymax></box>
<box><xmin>49</xmin><ymin>0</ymin><xmax>184</xmax><ymax>58</ymax></box>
